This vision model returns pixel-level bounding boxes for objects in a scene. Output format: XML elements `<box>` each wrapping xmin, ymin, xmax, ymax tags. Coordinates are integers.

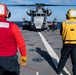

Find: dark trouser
<box><xmin>0</xmin><ymin>55</ymin><xmax>20</xmax><ymax>75</ymax></box>
<box><xmin>58</xmin><ymin>45</ymin><xmax>76</xmax><ymax>75</ymax></box>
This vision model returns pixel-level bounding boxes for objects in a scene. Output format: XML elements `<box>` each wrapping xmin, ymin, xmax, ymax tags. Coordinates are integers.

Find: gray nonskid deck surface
<box><xmin>18</xmin><ymin>29</ymin><xmax>72</xmax><ymax>75</ymax></box>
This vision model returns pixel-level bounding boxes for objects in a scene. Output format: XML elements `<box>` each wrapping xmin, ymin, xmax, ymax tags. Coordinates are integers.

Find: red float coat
<box><xmin>0</xmin><ymin>17</ymin><xmax>26</xmax><ymax>56</ymax></box>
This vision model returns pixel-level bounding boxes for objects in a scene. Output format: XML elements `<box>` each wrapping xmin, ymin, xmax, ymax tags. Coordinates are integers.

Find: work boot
<box><xmin>57</xmin><ymin>69</ymin><xmax>61</xmax><ymax>75</ymax></box>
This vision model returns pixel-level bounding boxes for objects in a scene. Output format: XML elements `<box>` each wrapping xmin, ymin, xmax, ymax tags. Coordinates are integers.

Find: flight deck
<box><xmin>17</xmin><ymin>29</ymin><xmax>72</xmax><ymax>75</ymax></box>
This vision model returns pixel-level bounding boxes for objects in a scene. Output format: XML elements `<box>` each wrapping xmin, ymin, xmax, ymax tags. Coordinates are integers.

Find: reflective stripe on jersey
<box><xmin>65</xmin><ymin>22</ymin><xmax>76</xmax><ymax>24</ymax></box>
<box><xmin>0</xmin><ymin>22</ymin><xmax>9</xmax><ymax>28</ymax></box>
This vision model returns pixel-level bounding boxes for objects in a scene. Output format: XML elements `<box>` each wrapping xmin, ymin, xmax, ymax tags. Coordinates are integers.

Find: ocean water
<box><xmin>57</xmin><ymin>22</ymin><xmax>62</xmax><ymax>27</ymax></box>
<box><xmin>13</xmin><ymin>21</ymin><xmax>22</xmax><ymax>27</ymax></box>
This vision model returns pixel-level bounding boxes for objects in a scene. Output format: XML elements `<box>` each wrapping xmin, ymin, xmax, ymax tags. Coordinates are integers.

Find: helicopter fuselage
<box><xmin>31</xmin><ymin>13</ymin><xmax>47</xmax><ymax>30</ymax></box>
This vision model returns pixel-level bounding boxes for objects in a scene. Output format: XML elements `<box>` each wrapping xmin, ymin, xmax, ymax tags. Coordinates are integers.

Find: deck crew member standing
<box><xmin>57</xmin><ymin>8</ymin><xmax>76</xmax><ymax>75</ymax></box>
<box><xmin>0</xmin><ymin>3</ymin><xmax>27</xmax><ymax>75</ymax></box>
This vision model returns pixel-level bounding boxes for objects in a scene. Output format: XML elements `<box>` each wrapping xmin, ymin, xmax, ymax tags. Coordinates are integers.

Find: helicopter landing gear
<box><xmin>22</xmin><ymin>25</ymin><xmax>26</xmax><ymax>30</ymax></box>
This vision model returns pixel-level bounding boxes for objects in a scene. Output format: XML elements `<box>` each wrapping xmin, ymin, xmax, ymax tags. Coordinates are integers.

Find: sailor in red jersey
<box><xmin>0</xmin><ymin>3</ymin><xmax>27</xmax><ymax>75</ymax></box>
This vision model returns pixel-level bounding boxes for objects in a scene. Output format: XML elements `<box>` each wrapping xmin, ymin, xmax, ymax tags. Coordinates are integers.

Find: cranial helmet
<box><xmin>66</xmin><ymin>8</ymin><xmax>76</xmax><ymax>19</ymax></box>
<box><xmin>0</xmin><ymin>3</ymin><xmax>11</xmax><ymax>18</ymax></box>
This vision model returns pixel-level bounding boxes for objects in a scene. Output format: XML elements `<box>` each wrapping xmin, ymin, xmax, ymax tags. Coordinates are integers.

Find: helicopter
<box><xmin>7</xmin><ymin>3</ymin><xmax>76</xmax><ymax>31</ymax></box>
<box><xmin>22</xmin><ymin>3</ymin><xmax>52</xmax><ymax>31</ymax></box>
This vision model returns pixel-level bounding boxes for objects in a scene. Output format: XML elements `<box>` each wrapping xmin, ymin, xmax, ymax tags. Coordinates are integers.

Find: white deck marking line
<box><xmin>38</xmin><ymin>32</ymin><xmax>71</xmax><ymax>75</ymax></box>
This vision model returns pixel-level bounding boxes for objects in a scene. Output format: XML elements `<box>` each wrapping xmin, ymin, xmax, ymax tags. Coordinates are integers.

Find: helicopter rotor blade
<box><xmin>7</xmin><ymin>4</ymin><xmax>35</xmax><ymax>6</ymax></box>
<box><xmin>7</xmin><ymin>3</ymin><xmax>76</xmax><ymax>7</ymax></box>
<box><xmin>44</xmin><ymin>4</ymin><xmax>76</xmax><ymax>6</ymax></box>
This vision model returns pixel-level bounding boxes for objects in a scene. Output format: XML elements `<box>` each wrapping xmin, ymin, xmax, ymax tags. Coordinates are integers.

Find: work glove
<box><xmin>20</xmin><ymin>55</ymin><xmax>27</xmax><ymax>66</ymax></box>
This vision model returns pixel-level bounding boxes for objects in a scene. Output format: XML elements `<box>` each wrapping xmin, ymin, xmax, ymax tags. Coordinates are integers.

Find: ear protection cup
<box><xmin>7</xmin><ymin>10</ymin><xmax>11</xmax><ymax>18</ymax></box>
<box><xmin>66</xmin><ymin>14</ymin><xmax>69</xmax><ymax>19</ymax></box>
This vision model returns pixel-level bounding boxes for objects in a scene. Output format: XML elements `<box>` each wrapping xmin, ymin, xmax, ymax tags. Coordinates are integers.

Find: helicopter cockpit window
<box><xmin>37</xmin><ymin>14</ymin><xmax>40</xmax><ymax>16</ymax></box>
<box><xmin>33</xmin><ymin>14</ymin><xmax>36</xmax><ymax>16</ymax></box>
<box><xmin>41</xmin><ymin>14</ymin><xmax>45</xmax><ymax>16</ymax></box>
<box><xmin>33</xmin><ymin>14</ymin><xmax>44</xmax><ymax>16</ymax></box>
<box><xmin>36</xmin><ymin>14</ymin><xmax>45</xmax><ymax>16</ymax></box>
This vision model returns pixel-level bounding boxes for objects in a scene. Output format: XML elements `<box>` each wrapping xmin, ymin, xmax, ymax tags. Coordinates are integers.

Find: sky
<box><xmin>0</xmin><ymin>0</ymin><xmax>76</xmax><ymax>22</ymax></box>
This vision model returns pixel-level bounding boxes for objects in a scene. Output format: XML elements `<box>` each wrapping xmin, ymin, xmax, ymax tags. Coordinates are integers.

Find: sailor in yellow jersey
<box><xmin>57</xmin><ymin>9</ymin><xmax>76</xmax><ymax>75</ymax></box>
